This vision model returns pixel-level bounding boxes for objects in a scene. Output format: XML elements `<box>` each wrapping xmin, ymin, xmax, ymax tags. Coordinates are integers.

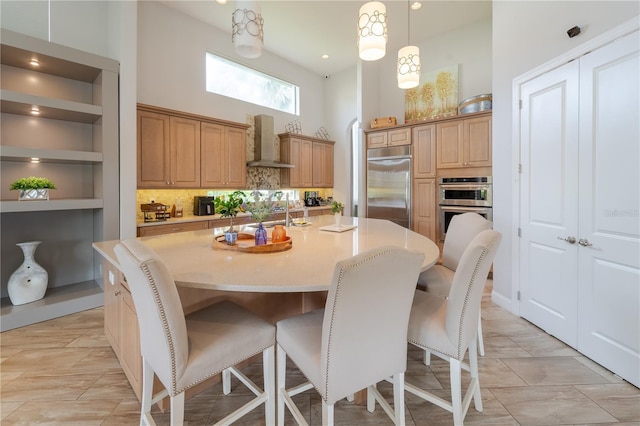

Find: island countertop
<box><xmin>94</xmin><ymin>216</ymin><xmax>439</xmax><ymax>293</ymax></box>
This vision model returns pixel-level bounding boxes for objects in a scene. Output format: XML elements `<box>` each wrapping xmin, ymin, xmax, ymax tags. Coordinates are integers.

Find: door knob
<box><xmin>578</xmin><ymin>238</ymin><xmax>593</xmax><ymax>247</ymax></box>
<box><xmin>558</xmin><ymin>236</ymin><xmax>577</xmax><ymax>244</ymax></box>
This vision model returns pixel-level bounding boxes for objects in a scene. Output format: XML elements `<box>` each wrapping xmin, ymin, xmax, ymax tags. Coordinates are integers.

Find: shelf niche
<box><xmin>0</xmin><ymin>29</ymin><xmax>119</xmax><ymax>331</ymax></box>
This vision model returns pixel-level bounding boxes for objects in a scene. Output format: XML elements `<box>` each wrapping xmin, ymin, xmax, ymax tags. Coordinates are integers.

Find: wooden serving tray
<box><xmin>213</xmin><ymin>233</ymin><xmax>292</xmax><ymax>253</ymax></box>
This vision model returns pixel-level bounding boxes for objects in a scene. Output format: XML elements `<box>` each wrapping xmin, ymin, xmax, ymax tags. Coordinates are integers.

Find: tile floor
<box><xmin>1</xmin><ymin>282</ymin><xmax>638</xmax><ymax>425</ymax></box>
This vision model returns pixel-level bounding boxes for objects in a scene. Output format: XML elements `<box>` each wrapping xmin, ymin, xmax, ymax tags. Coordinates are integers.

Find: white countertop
<box><xmin>94</xmin><ymin>216</ymin><xmax>439</xmax><ymax>293</ymax></box>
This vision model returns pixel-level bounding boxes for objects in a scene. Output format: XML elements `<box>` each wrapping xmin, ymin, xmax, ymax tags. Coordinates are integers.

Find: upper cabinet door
<box><xmin>464</xmin><ymin>115</ymin><xmax>492</xmax><ymax>167</ymax></box>
<box><xmin>225</xmin><ymin>126</ymin><xmax>247</xmax><ymax>188</ymax></box>
<box><xmin>200</xmin><ymin>122</ymin><xmax>225</xmax><ymax>187</ymax></box>
<box><xmin>170</xmin><ymin>116</ymin><xmax>201</xmax><ymax>187</ymax></box>
<box><xmin>436</xmin><ymin>120</ymin><xmax>464</xmax><ymax>168</ymax></box>
<box><xmin>137</xmin><ymin>110</ymin><xmax>170</xmax><ymax>187</ymax></box>
<box><xmin>201</xmin><ymin>123</ymin><xmax>247</xmax><ymax>188</ymax></box>
<box><xmin>367</xmin><ymin>131</ymin><xmax>387</xmax><ymax>149</ymax></box>
<box><xmin>436</xmin><ymin>114</ymin><xmax>492</xmax><ymax>169</ymax></box>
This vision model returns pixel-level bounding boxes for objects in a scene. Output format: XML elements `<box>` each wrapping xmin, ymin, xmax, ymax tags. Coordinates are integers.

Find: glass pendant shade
<box><xmin>232</xmin><ymin>0</ymin><xmax>264</xmax><ymax>58</ymax></box>
<box><xmin>397</xmin><ymin>45</ymin><xmax>420</xmax><ymax>89</ymax></box>
<box><xmin>358</xmin><ymin>1</ymin><xmax>387</xmax><ymax>61</ymax></box>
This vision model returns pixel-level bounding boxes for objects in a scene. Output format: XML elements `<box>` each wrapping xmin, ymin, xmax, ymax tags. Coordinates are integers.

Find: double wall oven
<box><xmin>438</xmin><ymin>176</ymin><xmax>492</xmax><ymax>242</ymax></box>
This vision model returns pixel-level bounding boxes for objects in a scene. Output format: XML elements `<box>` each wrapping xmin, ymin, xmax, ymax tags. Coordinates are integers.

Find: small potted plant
<box><xmin>214</xmin><ymin>191</ymin><xmax>245</xmax><ymax>244</ymax></box>
<box><xmin>10</xmin><ymin>176</ymin><xmax>56</xmax><ymax>201</ymax></box>
<box><xmin>331</xmin><ymin>200</ymin><xmax>344</xmax><ymax>227</ymax></box>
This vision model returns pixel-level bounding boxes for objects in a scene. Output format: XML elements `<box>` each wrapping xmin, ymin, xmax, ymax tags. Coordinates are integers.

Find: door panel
<box><xmin>519</xmin><ymin>60</ymin><xmax>580</xmax><ymax>347</ymax></box>
<box><xmin>577</xmin><ymin>31</ymin><xmax>640</xmax><ymax>387</ymax></box>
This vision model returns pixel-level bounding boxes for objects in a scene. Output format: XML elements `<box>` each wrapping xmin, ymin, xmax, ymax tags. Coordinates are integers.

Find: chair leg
<box><xmin>222</xmin><ymin>368</ymin><xmax>231</xmax><ymax>395</ymax></box>
<box><xmin>450</xmin><ymin>358</ymin><xmax>463</xmax><ymax>426</ymax></box>
<box><xmin>469</xmin><ymin>338</ymin><xmax>483</xmax><ymax>412</ymax></box>
<box><xmin>367</xmin><ymin>384</ymin><xmax>376</xmax><ymax>413</ymax></box>
<box><xmin>322</xmin><ymin>400</ymin><xmax>334</xmax><ymax>426</ymax></box>
<box><xmin>170</xmin><ymin>392</ymin><xmax>185</xmax><ymax>426</ymax></box>
<box><xmin>276</xmin><ymin>344</ymin><xmax>286</xmax><ymax>426</ymax></box>
<box><xmin>263</xmin><ymin>346</ymin><xmax>276</xmax><ymax>425</ymax></box>
<box><xmin>140</xmin><ymin>358</ymin><xmax>154</xmax><ymax>426</ymax></box>
<box><xmin>477</xmin><ymin>312</ymin><xmax>485</xmax><ymax>356</ymax></box>
<box><xmin>393</xmin><ymin>372</ymin><xmax>406</xmax><ymax>426</ymax></box>
<box><xmin>423</xmin><ymin>349</ymin><xmax>431</xmax><ymax>366</ymax></box>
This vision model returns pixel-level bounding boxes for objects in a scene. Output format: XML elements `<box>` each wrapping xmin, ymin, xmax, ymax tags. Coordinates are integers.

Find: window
<box><xmin>206</xmin><ymin>51</ymin><xmax>299</xmax><ymax>115</ymax></box>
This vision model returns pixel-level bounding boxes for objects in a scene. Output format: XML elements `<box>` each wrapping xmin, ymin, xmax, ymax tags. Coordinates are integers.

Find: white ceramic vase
<box><xmin>7</xmin><ymin>241</ymin><xmax>48</xmax><ymax>306</ymax></box>
<box><xmin>334</xmin><ymin>213</ymin><xmax>341</xmax><ymax>228</ymax></box>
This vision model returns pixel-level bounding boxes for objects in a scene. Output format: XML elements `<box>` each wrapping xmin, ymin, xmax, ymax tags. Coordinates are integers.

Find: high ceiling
<box><xmin>160</xmin><ymin>1</ymin><xmax>492</xmax><ymax>76</ymax></box>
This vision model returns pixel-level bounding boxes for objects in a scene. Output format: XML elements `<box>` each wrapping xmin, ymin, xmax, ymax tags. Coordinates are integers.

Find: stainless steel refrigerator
<box><xmin>366</xmin><ymin>145</ymin><xmax>411</xmax><ymax>228</ymax></box>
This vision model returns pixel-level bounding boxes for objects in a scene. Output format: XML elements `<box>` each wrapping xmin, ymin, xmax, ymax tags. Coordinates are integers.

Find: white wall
<box><xmin>137</xmin><ymin>1</ymin><xmax>325</xmax><ymax>135</ymax></box>
<box><xmin>362</xmin><ymin>17</ymin><xmax>492</xmax><ymax>127</ymax></box>
<box><xmin>491</xmin><ymin>1</ymin><xmax>639</xmax><ymax>312</ymax></box>
<box><xmin>324</xmin><ymin>66</ymin><xmax>358</xmax><ymax>215</ymax></box>
<box><xmin>0</xmin><ymin>0</ymin><xmax>111</xmax><ymax>59</ymax></box>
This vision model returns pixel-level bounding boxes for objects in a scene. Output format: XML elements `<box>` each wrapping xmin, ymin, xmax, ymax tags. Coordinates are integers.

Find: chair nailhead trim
<box><xmin>140</xmin><ymin>261</ymin><xmax>180</xmax><ymax>395</ymax></box>
<box><xmin>141</xmin><ymin>261</ymin><xmax>273</xmax><ymax>396</ymax></box>
<box><xmin>323</xmin><ymin>247</ymin><xmax>395</xmax><ymax>401</ymax></box>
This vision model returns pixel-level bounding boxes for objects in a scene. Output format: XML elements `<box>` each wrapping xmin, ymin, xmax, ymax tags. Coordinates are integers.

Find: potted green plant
<box><xmin>331</xmin><ymin>200</ymin><xmax>344</xmax><ymax>227</ymax></box>
<box><xmin>330</xmin><ymin>200</ymin><xmax>343</xmax><ymax>214</ymax></box>
<box><xmin>214</xmin><ymin>191</ymin><xmax>245</xmax><ymax>244</ymax></box>
<box><xmin>10</xmin><ymin>176</ymin><xmax>56</xmax><ymax>201</ymax></box>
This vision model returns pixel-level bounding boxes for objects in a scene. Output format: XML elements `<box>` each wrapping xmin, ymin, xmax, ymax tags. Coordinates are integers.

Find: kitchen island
<box><xmin>93</xmin><ymin>215</ymin><xmax>439</xmax><ymax>400</ymax></box>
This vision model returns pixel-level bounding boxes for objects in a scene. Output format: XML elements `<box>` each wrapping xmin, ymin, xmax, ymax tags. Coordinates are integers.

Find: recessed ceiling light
<box><xmin>30</xmin><ymin>106</ymin><xmax>40</xmax><ymax>115</ymax></box>
<box><xmin>411</xmin><ymin>2</ymin><xmax>422</xmax><ymax>11</ymax></box>
<box><xmin>30</xmin><ymin>58</ymin><xmax>39</xmax><ymax>67</ymax></box>
<box><xmin>215</xmin><ymin>0</ymin><xmax>227</xmax><ymax>4</ymax></box>
<box><xmin>30</xmin><ymin>158</ymin><xmax>40</xmax><ymax>163</ymax></box>
<box><xmin>322</xmin><ymin>54</ymin><xmax>329</xmax><ymax>60</ymax></box>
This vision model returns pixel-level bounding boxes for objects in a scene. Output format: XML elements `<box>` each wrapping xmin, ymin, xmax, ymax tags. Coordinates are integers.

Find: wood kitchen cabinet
<box><xmin>412</xmin><ymin>124</ymin><xmax>436</xmax><ymax>178</ymax></box>
<box><xmin>137</xmin><ymin>104</ymin><xmax>248</xmax><ymax>189</ymax></box>
<box><xmin>411</xmin><ymin>124</ymin><xmax>437</xmax><ymax>241</ymax></box>
<box><xmin>280</xmin><ymin>133</ymin><xmax>334</xmax><ymax>188</ymax></box>
<box><xmin>280</xmin><ymin>135</ymin><xmax>312</xmax><ymax>187</ymax></box>
<box><xmin>103</xmin><ymin>260</ymin><xmax>142</xmax><ymax>399</ymax></box>
<box><xmin>137</xmin><ymin>220</ymin><xmax>208</xmax><ymax>237</ymax></box>
<box><xmin>436</xmin><ymin>113</ymin><xmax>492</xmax><ymax>169</ymax></box>
<box><xmin>137</xmin><ymin>109</ymin><xmax>201</xmax><ymax>188</ymax></box>
<box><xmin>366</xmin><ymin>127</ymin><xmax>411</xmax><ymax>149</ymax></box>
<box><xmin>412</xmin><ymin>179</ymin><xmax>437</xmax><ymax>242</ymax></box>
<box><xmin>201</xmin><ymin>122</ymin><xmax>247</xmax><ymax>188</ymax></box>
<box><xmin>312</xmin><ymin>141</ymin><xmax>334</xmax><ymax>187</ymax></box>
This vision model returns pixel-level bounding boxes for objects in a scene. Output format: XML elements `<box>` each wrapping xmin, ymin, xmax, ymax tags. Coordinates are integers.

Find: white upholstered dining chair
<box><xmin>114</xmin><ymin>239</ymin><xmax>276</xmax><ymax>426</ymax></box>
<box><xmin>406</xmin><ymin>229</ymin><xmax>501</xmax><ymax>426</ymax></box>
<box><xmin>417</xmin><ymin>212</ymin><xmax>492</xmax><ymax>358</ymax></box>
<box><xmin>275</xmin><ymin>246</ymin><xmax>425</xmax><ymax>426</ymax></box>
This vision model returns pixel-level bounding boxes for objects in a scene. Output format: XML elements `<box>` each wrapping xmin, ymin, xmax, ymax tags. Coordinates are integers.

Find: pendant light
<box><xmin>232</xmin><ymin>0</ymin><xmax>264</xmax><ymax>58</ymax></box>
<box><xmin>358</xmin><ymin>1</ymin><xmax>387</xmax><ymax>61</ymax></box>
<box><xmin>397</xmin><ymin>0</ymin><xmax>420</xmax><ymax>89</ymax></box>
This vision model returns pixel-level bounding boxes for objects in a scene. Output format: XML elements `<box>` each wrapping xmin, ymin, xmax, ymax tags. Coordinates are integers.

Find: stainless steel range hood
<box><xmin>247</xmin><ymin>114</ymin><xmax>294</xmax><ymax>168</ymax></box>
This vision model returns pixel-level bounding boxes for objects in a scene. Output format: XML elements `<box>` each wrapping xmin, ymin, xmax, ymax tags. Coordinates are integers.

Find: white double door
<box><xmin>519</xmin><ymin>30</ymin><xmax>639</xmax><ymax>387</ymax></box>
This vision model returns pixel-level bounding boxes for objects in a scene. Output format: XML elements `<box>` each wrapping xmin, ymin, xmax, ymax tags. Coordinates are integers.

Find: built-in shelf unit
<box><xmin>0</xmin><ymin>29</ymin><xmax>119</xmax><ymax>331</ymax></box>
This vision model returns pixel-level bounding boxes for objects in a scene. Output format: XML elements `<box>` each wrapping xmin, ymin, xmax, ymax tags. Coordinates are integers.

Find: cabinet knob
<box><xmin>115</xmin><ymin>290</ymin><xmax>121</xmax><ymax>296</ymax></box>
